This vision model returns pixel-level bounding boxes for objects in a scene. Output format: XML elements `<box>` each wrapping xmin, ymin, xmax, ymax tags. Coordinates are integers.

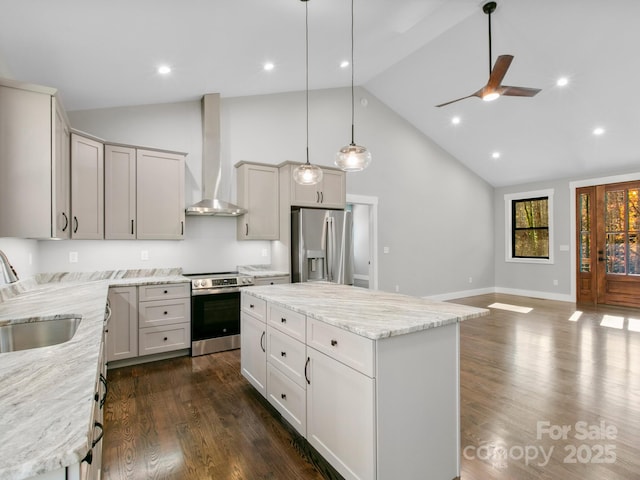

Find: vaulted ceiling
<box><xmin>1</xmin><ymin>0</ymin><xmax>638</xmax><ymax>187</ymax></box>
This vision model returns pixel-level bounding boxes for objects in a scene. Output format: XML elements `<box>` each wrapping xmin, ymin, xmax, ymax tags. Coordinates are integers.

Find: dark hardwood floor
<box><xmin>103</xmin><ymin>293</ymin><xmax>640</xmax><ymax>480</ymax></box>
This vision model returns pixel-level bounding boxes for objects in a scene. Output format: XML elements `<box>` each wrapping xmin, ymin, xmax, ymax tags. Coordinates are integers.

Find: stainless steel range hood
<box><xmin>186</xmin><ymin>93</ymin><xmax>246</xmax><ymax>216</ymax></box>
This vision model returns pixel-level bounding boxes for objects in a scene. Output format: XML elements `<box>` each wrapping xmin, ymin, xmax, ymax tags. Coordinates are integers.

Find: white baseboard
<box><xmin>424</xmin><ymin>286</ymin><xmax>574</xmax><ymax>303</ymax></box>
<box><xmin>494</xmin><ymin>287</ymin><xmax>574</xmax><ymax>303</ymax></box>
<box><xmin>425</xmin><ymin>287</ymin><xmax>494</xmax><ymax>301</ymax></box>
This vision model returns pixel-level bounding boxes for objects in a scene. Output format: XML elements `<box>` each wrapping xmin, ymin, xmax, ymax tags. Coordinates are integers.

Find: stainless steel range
<box><xmin>185</xmin><ymin>272</ymin><xmax>254</xmax><ymax>356</ymax></box>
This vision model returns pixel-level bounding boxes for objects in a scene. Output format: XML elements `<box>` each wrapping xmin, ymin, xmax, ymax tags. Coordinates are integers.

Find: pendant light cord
<box><xmin>487</xmin><ymin>7</ymin><xmax>493</xmax><ymax>75</ymax></box>
<box><xmin>350</xmin><ymin>0</ymin><xmax>355</xmax><ymax>145</ymax></box>
<box><xmin>305</xmin><ymin>0</ymin><xmax>310</xmax><ymax>165</ymax></box>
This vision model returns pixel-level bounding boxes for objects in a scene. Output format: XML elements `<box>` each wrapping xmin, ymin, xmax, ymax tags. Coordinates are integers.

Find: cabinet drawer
<box><xmin>139</xmin><ymin>297</ymin><xmax>190</xmax><ymax>328</ymax></box>
<box><xmin>138</xmin><ymin>283</ymin><xmax>190</xmax><ymax>301</ymax></box>
<box><xmin>267</xmin><ymin>363</ymin><xmax>306</xmax><ymax>436</ymax></box>
<box><xmin>267</xmin><ymin>326</ymin><xmax>307</xmax><ymax>388</ymax></box>
<box><xmin>307</xmin><ymin>318</ymin><xmax>374</xmax><ymax>377</ymax></box>
<box><xmin>139</xmin><ymin>322</ymin><xmax>190</xmax><ymax>355</ymax></box>
<box><xmin>241</xmin><ymin>293</ymin><xmax>266</xmax><ymax>321</ymax></box>
<box><xmin>268</xmin><ymin>304</ymin><xmax>305</xmax><ymax>341</ymax></box>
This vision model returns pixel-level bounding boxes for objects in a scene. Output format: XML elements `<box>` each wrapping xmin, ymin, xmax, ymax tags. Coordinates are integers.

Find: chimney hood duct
<box><xmin>186</xmin><ymin>93</ymin><xmax>246</xmax><ymax>216</ymax></box>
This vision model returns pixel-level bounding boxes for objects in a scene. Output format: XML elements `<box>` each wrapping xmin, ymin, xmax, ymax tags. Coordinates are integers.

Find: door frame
<box><xmin>347</xmin><ymin>194</ymin><xmax>379</xmax><ymax>290</ymax></box>
<box><xmin>570</xmin><ymin>172</ymin><xmax>640</xmax><ymax>302</ymax></box>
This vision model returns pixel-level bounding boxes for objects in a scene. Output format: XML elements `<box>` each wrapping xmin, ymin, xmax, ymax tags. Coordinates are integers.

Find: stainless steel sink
<box><xmin>0</xmin><ymin>316</ymin><xmax>82</xmax><ymax>353</ymax></box>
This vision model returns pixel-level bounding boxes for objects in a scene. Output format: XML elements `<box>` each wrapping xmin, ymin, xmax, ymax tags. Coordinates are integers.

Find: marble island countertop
<box><xmin>237</xmin><ymin>264</ymin><xmax>289</xmax><ymax>278</ymax></box>
<box><xmin>244</xmin><ymin>282</ymin><xmax>488</xmax><ymax>340</ymax></box>
<box><xmin>0</xmin><ymin>269</ymin><xmax>189</xmax><ymax>480</ymax></box>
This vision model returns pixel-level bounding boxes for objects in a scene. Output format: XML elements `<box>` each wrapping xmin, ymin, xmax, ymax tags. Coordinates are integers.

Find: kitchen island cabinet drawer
<box><xmin>267</xmin><ymin>326</ymin><xmax>307</xmax><ymax>387</ymax></box>
<box><xmin>267</xmin><ymin>363</ymin><xmax>306</xmax><ymax>436</ymax></box>
<box><xmin>241</xmin><ymin>293</ymin><xmax>266</xmax><ymax>321</ymax></box>
<box><xmin>268</xmin><ymin>304</ymin><xmax>305</xmax><ymax>341</ymax></box>
<box><xmin>138</xmin><ymin>283</ymin><xmax>189</xmax><ymax>301</ymax></box>
<box><xmin>307</xmin><ymin>318</ymin><xmax>374</xmax><ymax>377</ymax></box>
<box><xmin>138</xmin><ymin>297</ymin><xmax>190</xmax><ymax>327</ymax></box>
<box><xmin>139</xmin><ymin>322</ymin><xmax>190</xmax><ymax>355</ymax></box>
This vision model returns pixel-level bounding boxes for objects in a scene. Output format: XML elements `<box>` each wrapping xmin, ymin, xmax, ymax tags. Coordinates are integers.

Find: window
<box><xmin>505</xmin><ymin>189</ymin><xmax>554</xmax><ymax>264</ymax></box>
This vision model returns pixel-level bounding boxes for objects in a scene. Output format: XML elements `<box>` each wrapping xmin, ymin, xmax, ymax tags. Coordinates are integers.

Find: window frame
<box><xmin>504</xmin><ymin>189</ymin><xmax>554</xmax><ymax>264</ymax></box>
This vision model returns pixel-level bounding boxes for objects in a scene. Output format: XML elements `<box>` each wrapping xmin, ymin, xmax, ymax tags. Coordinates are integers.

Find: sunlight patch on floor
<box><xmin>627</xmin><ymin>318</ymin><xmax>640</xmax><ymax>332</ymax></box>
<box><xmin>600</xmin><ymin>315</ymin><xmax>624</xmax><ymax>329</ymax></box>
<box><xmin>568</xmin><ymin>311</ymin><xmax>583</xmax><ymax>322</ymax></box>
<box><xmin>488</xmin><ymin>303</ymin><xmax>533</xmax><ymax>314</ymax></box>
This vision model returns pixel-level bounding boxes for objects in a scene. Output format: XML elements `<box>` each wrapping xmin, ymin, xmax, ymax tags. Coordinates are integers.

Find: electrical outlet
<box><xmin>468</xmin><ymin>277</ymin><xmax>473</xmax><ymax>283</ymax></box>
<box><xmin>553</xmin><ymin>279</ymin><xmax>559</xmax><ymax>286</ymax></box>
<box><xmin>141</xmin><ymin>250</ymin><xmax>149</xmax><ymax>261</ymax></box>
<box><xmin>395</xmin><ymin>285</ymin><xmax>400</xmax><ymax>292</ymax></box>
<box><xmin>261</xmin><ymin>248</ymin><xmax>268</xmax><ymax>257</ymax></box>
<box><xmin>383</xmin><ymin>246</ymin><xmax>390</xmax><ymax>254</ymax></box>
<box><xmin>69</xmin><ymin>252</ymin><xmax>78</xmax><ymax>263</ymax></box>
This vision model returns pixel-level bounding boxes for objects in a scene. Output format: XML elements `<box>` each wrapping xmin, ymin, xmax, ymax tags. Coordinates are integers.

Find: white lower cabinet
<box><xmin>306</xmin><ymin>347</ymin><xmax>375</xmax><ymax>480</ymax></box>
<box><xmin>266</xmin><ymin>363</ymin><xmax>306</xmax><ymax>435</ymax></box>
<box><xmin>106</xmin><ymin>286</ymin><xmax>138</xmax><ymax>362</ymax></box>
<box><xmin>240</xmin><ymin>311</ymin><xmax>267</xmax><ymax>396</ymax></box>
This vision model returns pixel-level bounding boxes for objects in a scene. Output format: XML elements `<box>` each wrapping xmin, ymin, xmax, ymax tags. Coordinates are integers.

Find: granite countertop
<box><xmin>0</xmin><ymin>269</ymin><xmax>189</xmax><ymax>480</ymax></box>
<box><xmin>237</xmin><ymin>265</ymin><xmax>289</xmax><ymax>278</ymax></box>
<box><xmin>244</xmin><ymin>282</ymin><xmax>488</xmax><ymax>340</ymax></box>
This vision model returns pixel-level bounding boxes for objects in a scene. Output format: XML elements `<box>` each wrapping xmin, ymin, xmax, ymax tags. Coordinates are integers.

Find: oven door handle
<box><xmin>191</xmin><ymin>287</ymin><xmax>243</xmax><ymax>296</ymax></box>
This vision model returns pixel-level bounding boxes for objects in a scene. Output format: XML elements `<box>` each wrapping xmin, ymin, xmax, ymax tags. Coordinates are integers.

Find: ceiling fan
<box><xmin>435</xmin><ymin>1</ymin><xmax>541</xmax><ymax>108</ymax></box>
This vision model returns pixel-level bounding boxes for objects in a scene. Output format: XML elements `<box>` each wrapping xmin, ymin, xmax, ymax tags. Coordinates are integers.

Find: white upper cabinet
<box><xmin>71</xmin><ymin>133</ymin><xmax>104</xmax><ymax>239</ymax></box>
<box><xmin>283</xmin><ymin>163</ymin><xmax>346</xmax><ymax>209</ymax></box>
<box><xmin>236</xmin><ymin>162</ymin><xmax>279</xmax><ymax>240</ymax></box>
<box><xmin>104</xmin><ymin>145</ymin><xmax>136</xmax><ymax>239</ymax></box>
<box><xmin>0</xmin><ymin>79</ymin><xmax>71</xmax><ymax>239</ymax></box>
<box><xmin>136</xmin><ymin>149</ymin><xmax>185</xmax><ymax>240</ymax></box>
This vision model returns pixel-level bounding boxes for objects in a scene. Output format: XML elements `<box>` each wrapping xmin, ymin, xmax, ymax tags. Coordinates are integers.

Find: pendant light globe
<box><xmin>335</xmin><ymin>143</ymin><xmax>371</xmax><ymax>172</ymax></box>
<box><xmin>335</xmin><ymin>0</ymin><xmax>371</xmax><ymax>172</ymax></box>
<box><xmin>293</xmin><ymin>161</ymin><xmax>324</xmax><ymax>184</ymax></box>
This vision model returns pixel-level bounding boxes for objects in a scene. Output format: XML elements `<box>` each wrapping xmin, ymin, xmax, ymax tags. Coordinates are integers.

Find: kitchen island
<box><xmin>241</xmin><ymin>282</ymin><xmax>488</xmax><ymax>480</ymax></box>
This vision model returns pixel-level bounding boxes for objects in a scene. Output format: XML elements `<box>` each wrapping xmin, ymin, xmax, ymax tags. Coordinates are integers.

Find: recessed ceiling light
<box><xmin>340</xmin><ymin>60</ymin><xmax>349</xmax><ymax>68</ymax></box>
<box><xmin>492</xmin><ymin>151</ymin><xmax>501</xmax><ymax>159</ymax></box>
<box><xmin>451</xmin><ymin>116</ymin><xmax>461</xmax><ymax>125</ymax></box>
<box><xmin>593</xmin><ymin>127</ymin><xmax>605</xmax><ymax>136</ymax></box>
<box><xmin>556</xmin><ymin>77</ymin><xmax>569</xmax><ymax>87</ymax></box>
<box><xmin>263</xmin><ymin>62</ymin><xmax>275</xmax><ymax>71</ymax></box>
<box><xmin>157</xmin><ymin>65</ymin><xmax>171</xmax><ymax>75</ymax></box>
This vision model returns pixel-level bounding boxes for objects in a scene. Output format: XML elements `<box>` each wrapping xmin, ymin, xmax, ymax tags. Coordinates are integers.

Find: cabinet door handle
<box><xmin>316</xmin><ymin>191</ymin><xmax>320</xmax><ymax>203</ymax></box>
<box><xmin>305</xmin><ymin>357</ymin><xmax>310</xmax><ymax>384</ymax></box>
<box><xmin>99</xmin><ymin>373</ymin><xmax>107</xmax><ymax>408</ymax></box>
<box><xmin>164</xmin><ymin>290</ymin><xmax>168</xmax><ymax>294</ymax></box>
<box><xmin>163</xmin><ymin>337</ymin><xmax>168</xmax><ymax>341</ymax></box>
<box><xmin>249</xmin><ymin>304</ymin><xmax>255</xmax><ymax>309</ymax></box>
<box><xmin>164</xmin><ymin>311</ymin><xmax>168</xmax><ymax>315</ymax></box>
<box><xmin>181</xmin><ymin>221</ymin><xmax>184</xmax><ymax>235</ymax></box>
<box><xmin>280</xmin><ymin>351</ymin><xmax>287</xmax><ymax>357</ymax></box>
<box><xmin>245</xmin><ymin>223</ymin><xmax>249</xmax><ymax>236</ymax></box>
<box><xmin>61</xmin><ymin>212</ymin><xmax>69</xmax><ymax>232</ymax></box>
<box><xmin>131</xmin><ymin>219</ymin><xmax>134</xmax><ymax>235</ymax></box>
<box><xmin>260</xmin><ymin>331</ymin><xmax>266</xmax><ymax>352</ymax></box>
<box><xmin>281</xmin><ymin>317</ymin><xmax>287</xmax><ymax>323</ymax></box>
<box><xmin>281</xmin><ymin>393</ymin><xmax>287</xmax><ymax>400</ymax></box>
<box><xmin>82</xmin><ymin>449</ymin><xmax>93</xmax><ymax>465</ymax></box>
<box><xmin>330</xmin><ymin>339</ymin><xmax>338</xmax><ymax>347</ymax></box>
<box><xmin>73</xmin><ymin>216</ymin><xmax>79</xmax><ymax>233</ymax></box>
<box><xmin>92</xmin><ymin>422</ymin><xmax>104</xmax><ymax>448</ymax></box>
<box><xmin>320</xmin><ymin>191</ymin><xmax>324</xmax><ymax>203</ymax></box>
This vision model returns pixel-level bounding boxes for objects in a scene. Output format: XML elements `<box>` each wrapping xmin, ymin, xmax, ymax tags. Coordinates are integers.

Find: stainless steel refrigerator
<box><xmin>291</xmin><ymin>208</ymin><xmax>354</xmax><ymax>284</ymax></box>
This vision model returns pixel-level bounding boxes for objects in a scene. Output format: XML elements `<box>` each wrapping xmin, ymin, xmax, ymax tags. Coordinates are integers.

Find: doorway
<box><xmin>577</xmin><ymin>181</ymin><xmax>640</xmax><ymax>307</ymax></box>
<box><xmin>347</xmin><ymin>194</ymin><xmax>378</xmax><ymax>290</ymax></box>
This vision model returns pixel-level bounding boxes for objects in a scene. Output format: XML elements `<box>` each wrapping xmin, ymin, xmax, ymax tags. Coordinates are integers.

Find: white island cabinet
<box><xmin>240</xmin><ymin>283</ymin><xmax>487</xmax><ymax>480</ymax></box>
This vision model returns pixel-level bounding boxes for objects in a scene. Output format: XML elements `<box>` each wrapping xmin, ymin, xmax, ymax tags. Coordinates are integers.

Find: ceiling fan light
<box><xmin>293</xmin><ymin>163</ymin><xmax>324</xmax><ymax>185</ymax></box>
<box><xmin>335</xmin><ymin>143</ymin><xmax>371</xmax><ymax>172</ymax></box>
<box><xmin>483</xmin><ymin>91</ymin><xmax>500</xmax><ymax>102</ymax></box>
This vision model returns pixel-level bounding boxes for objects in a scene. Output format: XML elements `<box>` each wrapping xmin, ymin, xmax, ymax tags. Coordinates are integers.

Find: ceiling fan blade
<box><xmin>486</xmin><ymin>55</ymin><xmax>513</xmax><ymax>90</ymax></box>
<box><xmin>435</xmin><ymin>89</ymin><xmax>483</xmax><ymax>108</ymax></box>
<box><xmin>501</xmin><ymin>86</ymin><xmax>542</xmax><ymax>97</ymax></box>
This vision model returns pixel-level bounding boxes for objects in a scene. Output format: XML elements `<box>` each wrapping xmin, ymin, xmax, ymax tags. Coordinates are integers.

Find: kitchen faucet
<box><xmin>0</xmin><ymin>249</ymin><xmax>19</xmax><ymax>284</ymax></box>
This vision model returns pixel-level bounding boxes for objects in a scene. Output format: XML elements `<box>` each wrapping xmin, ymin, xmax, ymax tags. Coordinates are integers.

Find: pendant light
<box><xmin>335</xmin><ymin>0</ymin><xmax>371</xmax><ymax>172</ymax></box>
<box><xmin>293</xmin><ymin>0</ymin><xmax>323</xmax><ymax>186</ymax></box>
